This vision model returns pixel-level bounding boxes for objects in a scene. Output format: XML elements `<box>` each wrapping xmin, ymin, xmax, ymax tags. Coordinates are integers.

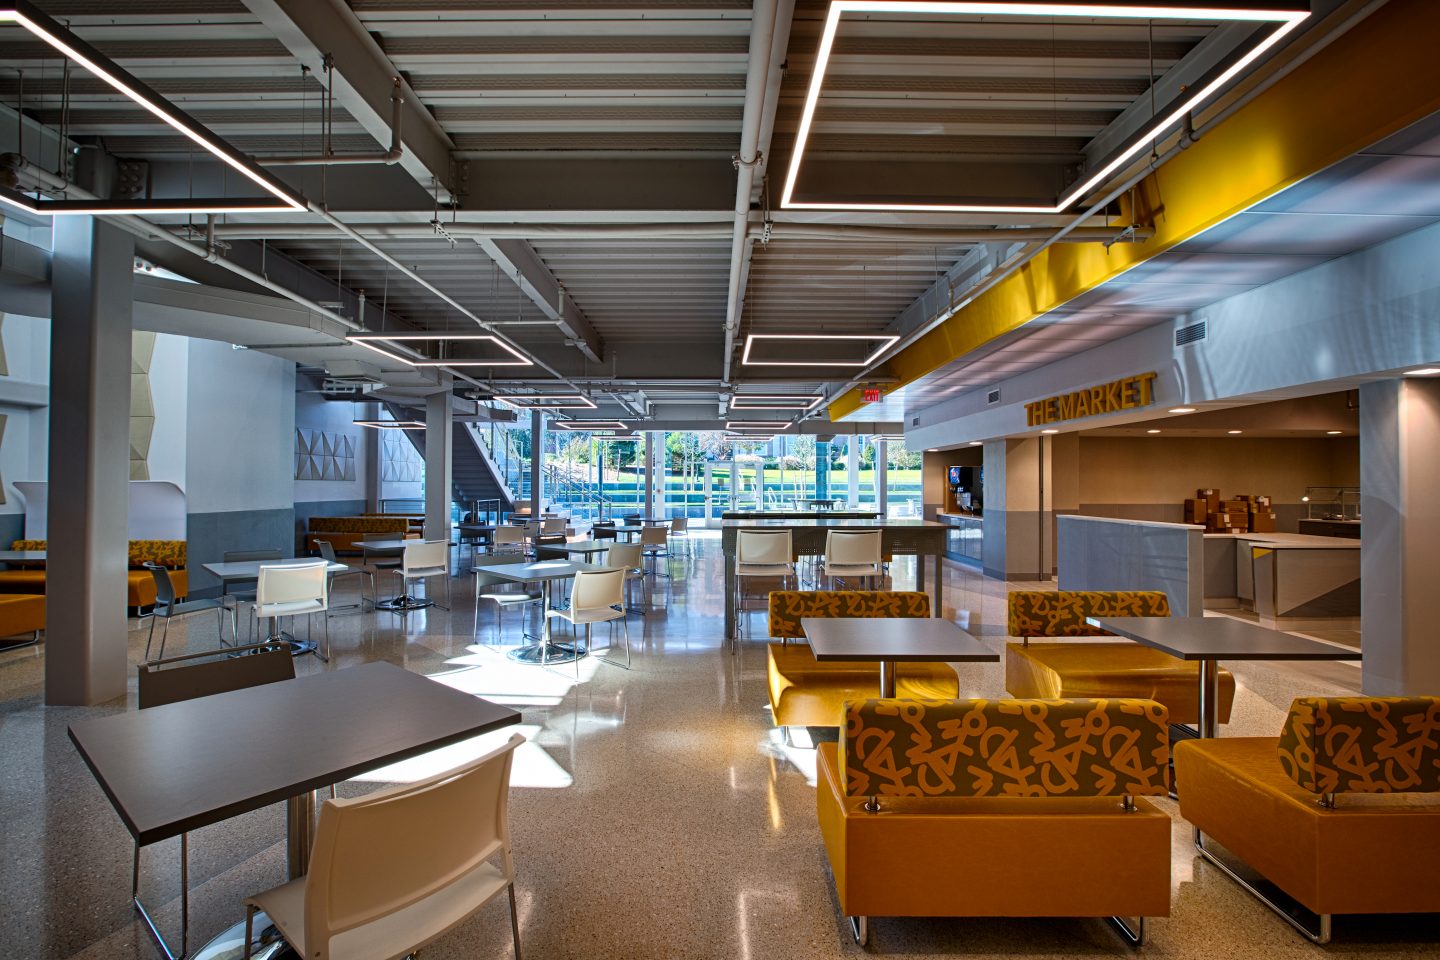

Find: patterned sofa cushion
<box><xmin>1277</xmin><ymin>696</ymin><xmax>1440</xmax><ymax>795</ymax></box>
<box><xmin>1008</xmin><ymin>591</ymin><xmax>1170</xmax><ymax>639</ymax></box>
<box><xmin>768</xmin><ymin>590</ymin><xmax>930</xmax><ymax>640</ymax></box>
<box><xmin>307</xmin><ymin>516</ymin><xmax>410</xmax><ymax>534</ymax></box>
<box><xmin>842</xmin><ymin>697</ymin><xmax>1170</xmax><ymax>799</ymax></box>
<box><xmin>12</xmin><ymin>539</ymin><xmax>186</xmax><ymax>569</ymax></box>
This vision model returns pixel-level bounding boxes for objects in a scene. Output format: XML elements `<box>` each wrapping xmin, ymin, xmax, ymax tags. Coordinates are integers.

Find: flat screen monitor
<box><xmin>948</xmin><ymin>466</ymin><xmax>964</xmax><ymax>486</ymax></box>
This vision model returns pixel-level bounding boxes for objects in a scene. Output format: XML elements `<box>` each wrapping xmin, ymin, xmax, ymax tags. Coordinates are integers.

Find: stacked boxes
<box><xmin>1192</xmin><ymin>489</ymin><xmax>1275</xmax><ymax>533</ymax></box>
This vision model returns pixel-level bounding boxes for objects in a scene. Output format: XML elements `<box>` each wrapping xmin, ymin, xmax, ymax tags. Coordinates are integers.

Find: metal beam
<box><xmin>242</xmin><ymin>0</ymin><xmax>458</xmax><ymax>200</ymax></box>
<box><xmin>474</xmin><ymin>237</ymin><xmax>604</xmax><ymax>363</ymax></box>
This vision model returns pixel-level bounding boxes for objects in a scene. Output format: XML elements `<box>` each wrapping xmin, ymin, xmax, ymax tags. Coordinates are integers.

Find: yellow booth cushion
<box><xmin>0</xmin><ymin>594</ymin><xmax>45</xmax><ymax>637</ymax></box>
<box><xmin>767</xmin><ymin>643</ymin><xmax>957</xmax><ymax>728</ymax></box>
<box><xmin>1006</xmin><ymin>642</ymin><xmax>1235</xmax><ymax>727</ymax></box>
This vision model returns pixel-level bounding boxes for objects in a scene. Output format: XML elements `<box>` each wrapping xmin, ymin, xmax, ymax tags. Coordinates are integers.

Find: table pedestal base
<box><xmin>188</xmin><ymin>911</ymin><xmax>295</xmax><ymax>960</ymax></box>
<box><xmin>509</xmin><ymin>642</ymin><xmax>586</xmax><ymax>665</ymax></box>
<box><xmin>374</xmin><ymin>594</ymin><xmax>434</xmax><ymax>612</ymax></box>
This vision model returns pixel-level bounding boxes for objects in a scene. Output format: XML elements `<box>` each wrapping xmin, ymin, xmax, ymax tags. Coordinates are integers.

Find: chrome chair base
<box><xmin>374</xmin><ymin>595</ymin><xmax>435</xmax><ymax>611</ymax></box>
<box><xmin>509</xmin><ymin>641</ymin><xmax>585</xmax><ymax>665</ymax></box>
<box><xmin>1195</xmin><ymin>829</ymin><xmax>1332</xmax><ymax>943</ymax></box>
<box><xmin>1106</xmin><ymin>914</ymin><xmax>1145</xmax><ymax>947</ymax></box>
<box><xmin>194</xmin><ymin>910</ymin><xmax>294</xmax><ymax>960</ymax></box>
<box><xmin>848</xmin><ymin>915</ymin><xmax>868</xmax><ymax>946</ymax></box>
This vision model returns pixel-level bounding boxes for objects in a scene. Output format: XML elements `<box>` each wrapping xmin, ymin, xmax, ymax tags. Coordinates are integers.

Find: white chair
<box><xmin>821</xmin><ymin>529</ymin><xmax>884</xmax><ymax>590</ymax></box>
<box><xmin>605</xmin><ymin>542</ymin><xmax>647</xmax><ymax>612</ymax></box>
<box><xmin>317</xmin><ymin>539</ymin><xmax>374</xmax><ymax>612</ymax></box>
<box><xmin>540</xmin><ymin>516</ymin><xmax>567</xmax><ymax>536</ymax></box>
<box><xmin>492</xmin><ymin>525</ymin><xmax>527</xmax><ymax>555</ymax></box>
<box><xmin>669</xmin><ymin>516</ymin><xmax>690</xmax><ymax>557</ymax></box>
<box><xmin>733</xmin><ymin>530</ymin><xmax>795</xmax><ymax>652</ymax></box>
<box><xmin>546</xmin><ymin>568</ymin><xmax>630</xmax><ymax>674</ymax></box>
<box><xmin>639</xmin><ymin>525</ymin><xmax>670</xmax><ymax>578</ymax></box>
<box><xmin>243</xmin><ymin>734</ymin><xmax>526</xmax><ymax>960</ymax></box>
<box><xmin>254</xmin><ymin>561</ymin><xmax>331</xmax><ymax>662</ymax></box>
<box><xmin>474</xmin><ymin>556</ymin><xmax>542</xmax><ymax>642</ymax></box>
<box><xmin>397</xmin><ymin>540</ymin><xmax>452</xmax><ymax>610</ymax></box>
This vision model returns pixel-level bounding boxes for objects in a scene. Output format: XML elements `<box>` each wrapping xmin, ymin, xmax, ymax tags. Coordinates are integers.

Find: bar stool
<box><xmin>821</xmin><ymin>529</ymin><xmax>884</xmax><ymax>590</ymax></box>
<box><xmin>733</xmin><ymin>529</ymin><xmax>795</xmax><ymax>652</ymax></box>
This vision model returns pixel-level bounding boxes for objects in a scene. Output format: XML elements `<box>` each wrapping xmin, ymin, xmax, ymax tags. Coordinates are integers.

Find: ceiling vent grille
<box><xmin>1175</xmin><ymin>320</ymin><xmax>1207</xmax><ymax>347</ymax></box>
<box><xmin>987</xmin><ymin>388</ymin><xmax>1002</xmax><ymax>405</ymax></box>
<box><xmin>911</xmin><ymin>416</ymin><xmax>920</xmax><ymax>426</ymax></box>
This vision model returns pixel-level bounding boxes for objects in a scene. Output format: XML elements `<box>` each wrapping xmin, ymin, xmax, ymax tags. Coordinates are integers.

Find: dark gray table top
<box><xmin>1087</xmin><ymin>616</ymin><xmax>1364</xmax><ymax>661</ymax></box>
<box><xmin>611</xmin><ymin>525</ymin><xmax>646</xmax><ymax>534</ymax></box>
<box><xmin>67</xmin><ymin>662</ymin><xmax>519</xmax><ymax>846</ymax></box>
<box><xmin>722</xmin><ymin>517</ymin><xmax>946</xmax><ymax>529</ymax></box>
<box><xmin>471</xmin><ymin>558</ymin><xmax>608</xmax><ymax>582</ymax></box>
<box><xmin>557</xmin><ymin>540</ymin><xmax>612</xmax><ymax>554</ymax></box>
<box><xmin>802</xmin><ymin>617</ymin><xmax>998</xmax><ymax>663</ymax></box>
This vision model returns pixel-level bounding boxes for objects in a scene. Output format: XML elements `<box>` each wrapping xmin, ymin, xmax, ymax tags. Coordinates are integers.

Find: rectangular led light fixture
<box><xmin>495</xmin><ymin>394</ymin><xmax>597</xmax><ymax>410</ymax></box>
<box><xmin>554</xmin><ymin>420</ymin><xmax>630</xmax><ymax>431</ymax></box>
<box><xmin>741</xmin><ymin>333</ymin><xmax>901</xmax><ymax>368</ymax></box>
<box><xmin>726</xmin><ymin>420</ymin><xmax>793</xmax><ymax>431</ymax></box>
<box><xmin>726</xmin><ymin>435</ymin><xmax>776</xmax><ymax>443</ymax></box>
<box><xmin>347</xmin><ymin>334</ymin><xmax>532</xmax><ymax>367</ymax></box>
<box><xmin>781</xmin><ymin>1</ymin><xmax>1311</xmax><ymax>214</ymax></box>
<box><xmin>0</xmin><ymin>1</ymin><xmax>306</xmax><ymax>216</ymax></box>
<box><xmin>729</xmin><ymin>395</ymin><xmax>824</xmax><ymax>411</ymax></box>
<box><xmin>354</xmin><ymin>419</ymin><xmax>425</xmax><ymax>430</ymax></box>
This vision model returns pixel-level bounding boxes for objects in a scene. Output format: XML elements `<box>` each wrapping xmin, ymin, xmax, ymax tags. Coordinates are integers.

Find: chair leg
<box><xmin>156</xmin><ymin>618</ymin><xmax>171</xmax><ymax>662</ymax></box>
<box><xmin>508</xmin><ymin>883</ymin><xmax>523</xmax><ymax>960</ymax></box>
<box><xmin>144</xmin><ymin>616</ymin><xmax>158</xmax><ymax>661</ymax></box>
<box><xmin>848</xmin><ymin>915</ymin><xmax>868</xmax><ymax>947</ymax></box>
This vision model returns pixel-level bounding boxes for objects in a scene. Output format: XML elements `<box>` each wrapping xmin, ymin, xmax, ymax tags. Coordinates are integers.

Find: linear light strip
<box><xmin>554</xmin><ymin>420</ymin><xmax>630</xmax><ymax>431</ymax></box>
<box><xmin>495</xmin><ymin>394</ymin><xmax>597</xmax><ymax>410</ymax></box>
<box><xmin>347</xmin><ymin>334</ymin><xmax>532</xmax><ymax>367</ymax></box>
<box><xmin>729</xmin><ymin>395</ymin><xmax>824</xmax><ymax>410</ymax></box>
<box><xmin>354</xmin><ymin>419</ymin><xmax>426</xmax><ymax>430</ymax></box>
<box><xmin>0</xmin><ymin>2</ymin><xmax>305</xmax><ymax>214</ymax></box>
<box><xmin>741</xmin><ymin>333</ymin><xmax>901</xmax><ymax>368</ymax></box>
<box><xmin>780</xmin><ymin>0</ymin><xmax>1310</xmax><ymax>214</ymax></box>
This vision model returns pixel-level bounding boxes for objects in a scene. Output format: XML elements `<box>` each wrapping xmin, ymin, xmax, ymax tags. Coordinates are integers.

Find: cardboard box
<box><xmin>1220</xmin><ymin>500</ymin><xmax>1249</xmax><ymax>513</ymax></box>
<box><xmin>1251</xmin><ymin>513</ymin><xmax>1277</xmax><ymax>532</ymax></box>
<box><xmin>1185</xmin><ymin>498</ymin><xmax>1206</xmax><ymax>522</ymax></box>
<box><xmin>1198</xmin><ymin>489</ymin><xmax>1220</xmax><ymax>511</ymax></box>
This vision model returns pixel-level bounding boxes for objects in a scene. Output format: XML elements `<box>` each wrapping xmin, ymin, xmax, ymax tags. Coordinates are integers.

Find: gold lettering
<box><xmin>1089</xmin><ymin>386</ymin><xmax>1105</xmax><ymax>413</ymax></box>
<box><xmin>1057</xmin><ymin>394</ymin><xmax>1078</xmax><ymax>420</ymax></box>
<box><xmin>1105</xmin><ymin>379</ymin><xmax>1122</xmax><ymax>412</ymax></box>
<box><xmin>1137</xmin><ymin>371</ymin><xmax>1157</xmax><ymax>407</ymax></box>
<box><xmin>1120</xmin><ymin>377</ymin><xmax>1138</xmax><ymax>408</ymax></box>
<box><xmin>1074</xmin><ymin>391</ymin><xmax>1090</xmax><ymax>418</ymax></box>
<box><xmin>1025</xmin><ymin>402</ymin><xmax>1038</xmax><ymax>426</ymax></box>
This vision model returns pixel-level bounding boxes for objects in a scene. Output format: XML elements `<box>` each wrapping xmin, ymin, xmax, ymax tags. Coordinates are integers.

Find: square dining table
<box><xmin>472</xmin><ymin>558</ymin><xmax>608</xmax><ymax>664</ymax></box>
<box><xmin>1087</xmin><ymin>615</ymin><xmax>1363</xmax><ymax>738</ymax></box>
<box><xmin>802</xmin><ymin>616</ymin><xmax>997</xmax><ymax>697</ymax></box>
<box><xmin>68</xmin><ymin>662</ymin><xmax>519</xmax><ymax>960</ymax></box>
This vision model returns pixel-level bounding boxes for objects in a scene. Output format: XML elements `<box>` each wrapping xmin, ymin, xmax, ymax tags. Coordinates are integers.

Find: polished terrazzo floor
<box><xmin>0</xmin><ymin>532</ymin><xmax>1432</xmax><ymax>960</ymax></box>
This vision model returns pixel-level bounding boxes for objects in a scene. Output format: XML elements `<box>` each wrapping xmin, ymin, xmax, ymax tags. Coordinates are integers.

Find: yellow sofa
<box><xmin>1175</xmin><ymin>696</ymin><xmax>1440</xmax><ymax>942</ymax></box>
<box><xmin>305</xmin><ymin>516</ymin><xmax>414</xmax><ymax>555</ymax></box>
<box><xmin>1004</xmin><ymin>591</ymin><xmax>1235</xmax><ymax>727</ymax></box>
<box><xmin>0</xmin><ymin>540</ymin><xmax>187</xmax><ymax>609</ymax></box>
<box><xmin>818</xmin><ymin>697</ymin><xmax>1172</xmax><ymax>946</ymax></box>
<box><xmin>766</xmin><ymin>591</ymin><xmax>958</xmax><ymax>727</ymax></box>
<box><xmin>0</xmin><ymin>594</ymin><xmax>45</xmax><ymax>647</ymax></box>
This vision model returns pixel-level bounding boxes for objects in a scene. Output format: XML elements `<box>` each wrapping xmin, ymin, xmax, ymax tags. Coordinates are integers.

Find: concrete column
<box><xmin>424</xmin><ymin>388</ymin><xmax>453</xmax><ymax>540</ymax></box>
<box><xmin>46</xmin><ymin>216</ymin><xmax>133</xmax><ymax>706</ymax></box>
<box><xmin>1360</xmin><ymin>377</ymin><xmax>1440</xmax><ymax>695</ymax></box>
<box><xmin>876</xmin><ymin>439</ymin><xmax>889</xmax><ymax>515</ymax></box>
<box><xmin>981</xmin><ymin>437</ymin><xmax>1046</xmax><ymax>581</ymax></box>
<box><xmin>528</xmin><ymin>409</ymin><xmax>544</xmax><ymax>514</ymax></box>
<box><xmin>847</xmin><ymin>438</ymin><xmax>859</xmax><ymax>507</ymax></box>
<box><xmin>643</xmin><ymin>432</ymin><xmax>656</xmax><ymax>517</ymax></box>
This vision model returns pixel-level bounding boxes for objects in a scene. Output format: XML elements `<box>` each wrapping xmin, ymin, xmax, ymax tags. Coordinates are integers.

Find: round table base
<box><xmin>190</xmin><ymin>912</ymin><xmax>295</xmax><ymax>960</ymax></box>
<box><xmin>373</xmin><ymin>595</ymin><xmax>435</xmax><ymax>612</ymax></box>
<box><xmin>508</xmin><ymin>642</ymin><xmax>587</xmax><ymax>665</ymax></box>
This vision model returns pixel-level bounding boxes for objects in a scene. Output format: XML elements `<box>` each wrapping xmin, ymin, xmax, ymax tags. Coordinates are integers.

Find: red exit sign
<box><xmin>862</xmin><ymin>388</ymin><xmax>881</xmax><ymax>403</ymax></box>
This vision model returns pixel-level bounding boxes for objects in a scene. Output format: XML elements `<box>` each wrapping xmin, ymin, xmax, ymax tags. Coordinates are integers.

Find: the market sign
<box><xmin>1024</xmin><ymin>372</ymin><xmax>1157</xmax><ymax>426</ymax></box>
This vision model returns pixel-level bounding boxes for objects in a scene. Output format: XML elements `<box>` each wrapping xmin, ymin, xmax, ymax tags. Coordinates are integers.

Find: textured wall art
<box><xmin>381</xmin><ymin>430</ymin><xmax>424</xmax><ymax>483</ymax></box>
<box><xmin>295</xmin><ymin>429</ymin><xmax>358</xmax><ymax>481</ymax></box>
<box><xmin>130</xmin><ymin>331</ymin><xmax>156</xmax><ymax>481</ymax></box>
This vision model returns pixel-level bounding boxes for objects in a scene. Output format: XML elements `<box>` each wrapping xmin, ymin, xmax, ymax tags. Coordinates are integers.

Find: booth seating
<box><xmin>1175</xmin><ymin>696</ymin><xmax>1440</xmax><ymax>943</ymax></box>
<box><xmin>818</xmin><ymin>697</ymin><xmax>1172</xmax><ymax>947</ymax></box>
<box><xmin>1004</xmin><ymin>591</ymin><xmax>1235</xmax><ymax>727</ymax></box>
<box><xmin>0</xmin><ymin>594</ymin><xmax>45</xmax><ymax>648</ymax></box>
<box><xmin>304</xmin><ymin>516</ymin><xmax>413</xmax><ymax>555</ymax></box>
<box><xmin>0</xmin><ymin>539</ymin><xmax>187</xmax><ymax>609</ymax></box>
<box><xmin>766</xmin><ymin>591</ymin><xmax>958</xmax><ymax>728</ymax></box>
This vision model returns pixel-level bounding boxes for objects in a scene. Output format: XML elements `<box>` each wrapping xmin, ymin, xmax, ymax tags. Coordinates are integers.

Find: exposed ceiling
<box><xmin>0</xmin><ymin>0</ymin><xmax>1377</xmax><ymax>431</ymax></box>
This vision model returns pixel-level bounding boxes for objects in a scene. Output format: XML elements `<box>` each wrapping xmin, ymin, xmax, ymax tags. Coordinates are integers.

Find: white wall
<box><xmin>145</xmin><ymin>332</ymin><xmax>188</xmax><ymax>488</ymax></box>
<box><xmin>0</xmin><ymin>313</ymin><xmax>49</xmax><ymax>535</ymax></box>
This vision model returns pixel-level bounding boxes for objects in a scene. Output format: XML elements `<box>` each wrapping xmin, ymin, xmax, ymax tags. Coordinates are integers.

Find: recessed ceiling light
<box><xmin>968</xmin><ymin>441</ymin><xmax>982</xmax><ymax>446</ymax></box>
<box><xmin>554</xmin><ymin>420</ymin><xmax>629</xmax><ymax>431</ymax></box>
<box><xmin>1326</xmin><ymin>430</ymin><xmax>1343</xmax><ymax>435</ymax></box>
<box><xmin>1041</xmin><ymin>429</ymin><xmax>1059</xmax><ymax>435</ymax></box>
<box><xmin>353</xmin><ymin>419</ymin><xmax>425</xmax><ymax>430</ymax></box>
<box><xmin>1403</xmin><ymin>367</ymin><xmax>1440</xmax><ymax>376</ymax></box>
<box><xmin>780</xmin><ymin>1</ymin><xmax>1309</xmax><ymax>216</ymax></box>
<box><xmin>1147</xmin><ymin>429</ymin><xmax>1162</xmax><ymax>434</ymax></box>
<box><xmin>347</xmin><ymin>334</ymin><xmax>532</xmax><ymax>367</ymax></box>
<box><xmin>729</xmin><ymin>395</ymin><xmax>824</xmax><ymax>411</ymax></box>
<box><xmin>740</xmin><ymin>333</ymin><xmax>900</xmax><ymax>368</ymax></box>
<box><xmin>1228</xmin><ymin>430</ymin><xmax>1243</xmax><ymax>435</ymax></box>
<box><xmin>0</xmin><ymin>2</ymin><xmax>306</xmax><ymax>215</ymax></box>
<box><xmin>1168</xmin><ymin>407</ymin><xmax>1197</xmax><ymax>414</ymax></box>
<box><xmin>926</xmin><ymin>448</ymin><xmax>938</xmax><ymax>452</ymax></box>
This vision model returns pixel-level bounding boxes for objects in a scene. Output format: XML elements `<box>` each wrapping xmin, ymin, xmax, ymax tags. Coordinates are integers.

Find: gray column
<box><xmin>840</xmin><ymin>437</ymin><xmax>852</xmax><ymax>506</ymax></box>
<box><xmin>424</xmin><ymin>388</ymin><xmax>453</xmax><ymax>540</ymax></box>
<box><xmin>643</xmin><ymin>431</ymin><xmax>656</xmax><ymax>517</ymax></box>
<box><xmin>981</xmin><ymin>437</ymin><xmax>1046</xmax><ymax>581</ymax></box>
<box><xmin>876</xmin><ymin>439</ymin><xmax>888</xmax><ymax>515</ymax></box>
<box><xmin>46</xmin><ymin>216</ymin><xmax>133</xmax><ymax>706</ymax></box>
<box><xmin>815</xmin><ymin>439</ymin><xmax>831</xmax><ymax>500</ymax></box>
<box><xmin>528</xmin><ymin>409</ymin><xmax>544</xmax><ymax>514</ymax></box>
<box><xmin>1360</xmin><ymin>377</ymin><xmax>1440</xmax><ymax>695</ymax></box>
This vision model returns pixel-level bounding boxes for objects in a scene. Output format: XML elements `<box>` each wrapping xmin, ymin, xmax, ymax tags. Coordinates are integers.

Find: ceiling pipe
<box><xmin>256</xmin><ymin>78</ymin><xmax>405</xmax><ymax>167</ymax></box>
<box><xmin>722</xmin><ymin>0</ymin><xmax>792</xmax><ymax>388</ymax></box>
<box><xmin>183</xmin><ymin>221</ymin><xmax>1144</xmax><ymax>244</ymax></box>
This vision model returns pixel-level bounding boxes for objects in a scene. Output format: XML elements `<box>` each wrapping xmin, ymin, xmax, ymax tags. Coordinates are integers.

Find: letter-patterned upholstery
<box><xmin>12</xmin><ymin>539</ymin><xmax>186</xmax><ymax>569</ymax></box>
<box><xmin>1008</xmin><ymin>590</ymin><xmax>1170</xmax><ymax>639</ymax></box>
<box><xmin>842</xmin><ymin>698</ymin><xmax>1170</xmax><ymax>799</ymax></box>
<box><xmin>768</xmin><ymin>590</ymin><xmax>929</xmax><ymax>640</ymax></box>
<box><xmin>307</xmin><ymin>516</ymin><xmax>411</xmax><ymax>534</ymax></box>
<box><xmin>1278</xmin><ymin>696</ymin><xmax>1440</xmax><ymax>795</ymax></box>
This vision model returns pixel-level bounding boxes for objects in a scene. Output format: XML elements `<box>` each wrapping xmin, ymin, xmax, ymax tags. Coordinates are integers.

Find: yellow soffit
<box><xmin>831</xmin><ymin>0</ymin><xmax>1440</xmax><ymax>421</ymax></box>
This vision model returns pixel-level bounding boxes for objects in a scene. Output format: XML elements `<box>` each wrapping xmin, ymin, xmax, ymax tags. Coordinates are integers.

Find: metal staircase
<box><xmin>387</xmin><ymin>404</ymin><xmax>515</xmax><ymax>515</ymax></box>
